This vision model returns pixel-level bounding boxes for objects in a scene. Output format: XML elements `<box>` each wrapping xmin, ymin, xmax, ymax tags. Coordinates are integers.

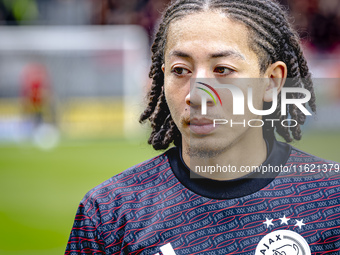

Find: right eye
<box><xmin>213</xmin><ymin>66</ymin><xmax>234</xmax><ymax>76</ymax></box>
<box><xmin>171</xmin><ymin>67</ymin><xmax>190</xmax><ymax>76</ymax></box>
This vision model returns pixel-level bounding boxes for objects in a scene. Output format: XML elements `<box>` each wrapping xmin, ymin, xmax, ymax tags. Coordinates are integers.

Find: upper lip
<box><xmin>189</xmin><ymin>118</ymin><xmax>214</xmax><ymax>126</ymax></box>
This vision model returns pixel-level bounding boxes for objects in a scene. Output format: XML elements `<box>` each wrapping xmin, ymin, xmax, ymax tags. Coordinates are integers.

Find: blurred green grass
<box><xmin>0</xmin><ymin>132</ymin><xmax>338</xmax><ymax>254</ymax></box>
<box><xmin>0</xmin><ymin>137</ymin><xmax>158</xmax><ymax>255</ymax></box>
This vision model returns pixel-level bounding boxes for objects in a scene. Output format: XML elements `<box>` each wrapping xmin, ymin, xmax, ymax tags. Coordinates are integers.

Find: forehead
<box><xmin>165</xmin><ymin>11</ymin><xmax>256</xmax><ymax>61</ymax></box>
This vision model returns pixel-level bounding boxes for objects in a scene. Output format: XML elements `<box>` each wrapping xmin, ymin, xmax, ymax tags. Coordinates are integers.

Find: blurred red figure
<box><xmin>21</xmin><ymin>63</ymin><xmax>52</xmax><ymax>126</ymax></box>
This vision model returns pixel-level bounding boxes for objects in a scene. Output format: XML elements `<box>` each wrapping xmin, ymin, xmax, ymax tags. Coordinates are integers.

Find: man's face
<box><xmin>162</xmin><ymin>11</ymin><xmax>271</xmax><ymax>157</ymax></box>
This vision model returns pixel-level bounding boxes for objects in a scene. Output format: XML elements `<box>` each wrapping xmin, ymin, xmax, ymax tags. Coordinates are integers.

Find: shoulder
<box><xmin>80</xmin><ymin>148</ymin><xmax>177</xmax><ymax>213</ymax></box>
<box><xmin>282</xmin><ymin>146</ymin><xmax>340</xmax><ymax>181</ymax></box>
<box><xmin>288</xmin><ymin>146</ymin><xmax>339</xmax><ymax>164</ymax></box>
<box><xmin>66</xmin><ymin>148</ymin><xmax>180</xmax><ymax>253</ymax></box>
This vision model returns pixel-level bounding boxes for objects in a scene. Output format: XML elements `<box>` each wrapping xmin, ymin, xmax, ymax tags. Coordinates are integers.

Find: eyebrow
<box><xmin>210</xmin><ymin>50</ymin><xmax>245</xmax><ymax>60</ymax></box>
<box><xmin>169</xmin><ymin>50</ymin><xmax>191</xmax><ymax>58</ymax></box>
<box><xmin>169</xmin><ymin>50</ymin><xmax>246</xmax><ymax>61</ymax></box>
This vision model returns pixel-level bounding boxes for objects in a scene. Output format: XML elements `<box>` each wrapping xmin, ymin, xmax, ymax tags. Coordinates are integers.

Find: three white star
<box><xmin>279</xmin><ymin>215</ymin><xmax>290</xmax><ymax>225</ymax></box>
<box><xmin>263</xmin><ymin>218</ymin><xmax>274</xmax><ymax>228</ymax></box>
<box><xmin>295</xmin><ymin>219</ymin><xmax>306</xmax><ymax>229</ymax></box>
<box><xmin>263</xmin><ymin>216</ymin><xmax>305</xmax><ymax>229</ymax></box>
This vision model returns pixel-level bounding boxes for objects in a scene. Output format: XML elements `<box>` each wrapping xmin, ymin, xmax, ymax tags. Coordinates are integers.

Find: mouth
<box><xmin>188</xmin><ymin>118</ymin><xmax>216</xmax><ymax>135</ymax></box>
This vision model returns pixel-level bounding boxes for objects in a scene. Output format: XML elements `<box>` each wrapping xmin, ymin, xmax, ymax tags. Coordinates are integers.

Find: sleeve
<box><xmin>65</xmin><ymin>202</ymin><xmax>106</xmax><ymax>255</ymax></box>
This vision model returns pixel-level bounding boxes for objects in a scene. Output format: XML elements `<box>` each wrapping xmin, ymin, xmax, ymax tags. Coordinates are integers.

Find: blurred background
<box><xmin>0</xmin><ymin>0</ymin><xmax>339</xmax><ymax>254</ymax></box>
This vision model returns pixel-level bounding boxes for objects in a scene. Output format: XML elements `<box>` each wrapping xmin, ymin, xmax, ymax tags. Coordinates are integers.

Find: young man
<box><xmin>66</xmin><ymin>0</ymin><xmax>340</xmax><ymax>254</ymax></box>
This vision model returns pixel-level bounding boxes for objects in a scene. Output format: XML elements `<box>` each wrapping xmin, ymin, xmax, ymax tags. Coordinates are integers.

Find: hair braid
<box><xmin>140</xmin><ymin>0</ymin><xmax>317</xmax><ymax>150</ymax></box>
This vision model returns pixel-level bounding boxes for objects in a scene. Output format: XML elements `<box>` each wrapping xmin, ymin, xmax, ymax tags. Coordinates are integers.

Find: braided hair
<box><xmin>139</xmin><ymin>0</ymin><xmax>316</xmax><ymax>150</ymax></box>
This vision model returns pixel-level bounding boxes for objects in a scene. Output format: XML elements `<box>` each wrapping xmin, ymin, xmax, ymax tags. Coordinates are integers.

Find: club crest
<box><xmin>255</xmin><ymin>230</ymin><xmax>311</xmax><ymax>255</ymax></box>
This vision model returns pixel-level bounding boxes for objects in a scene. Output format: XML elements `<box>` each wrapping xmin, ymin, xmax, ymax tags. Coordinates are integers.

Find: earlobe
<box><xmin>264</xmin><ymin>61</ymin><xmax>287</xmax><ymax>102</ymax></box>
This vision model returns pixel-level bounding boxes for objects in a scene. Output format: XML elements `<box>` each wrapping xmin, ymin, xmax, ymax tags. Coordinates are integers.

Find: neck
<box><xmin>182</xmin><ymin>128</ymin><xmax>267</xmax><ymax>180</ymax></box>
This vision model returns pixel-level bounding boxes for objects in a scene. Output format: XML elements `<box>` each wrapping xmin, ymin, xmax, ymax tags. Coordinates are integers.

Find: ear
<box><xmin>263</xmin><ymin>61</ymin><xmax>287</xmax><ymax>102</ymax></box>
<box><xmin>161</xmin><ymin>64</ymin><xmax>165</xmax><ymax>73</ymax></box>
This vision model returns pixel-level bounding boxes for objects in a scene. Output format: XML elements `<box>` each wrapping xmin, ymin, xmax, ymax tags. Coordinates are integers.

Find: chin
<box><xmin>186</xmin><ymin>137</ymin><xmax>232</xmax><ymax>158</ymax></box>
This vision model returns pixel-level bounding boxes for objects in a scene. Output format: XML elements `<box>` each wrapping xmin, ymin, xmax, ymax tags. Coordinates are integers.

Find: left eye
<box><xmin>214</xmin><ymin>67</ymin><xmax>233</xmax><ymax>75</ymax></box>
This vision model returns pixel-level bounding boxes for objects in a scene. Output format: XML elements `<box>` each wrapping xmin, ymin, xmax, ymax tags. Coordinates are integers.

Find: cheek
<box><xmin>250</xmin><ymin>90</ymin><xmax>265</xmax><ymax>109</ymax></box>
<box><xmin>164</xmin><ymin>79</ymin><xmax>189</xmax><ymax>124</ymax></box>
<box><xmin>163</xmin><ymin>79</ymin><xmax>173</xmax><ymax>102</ymax></box>
<box><xmin>164</xmin><ymin>81</ymin><xmax>178</xmax><ymax>114</ymax></box>
<box><xmin>219</xmin><ymin>93</ymin><xmax>234</xmax><ymax>115</ymax></box>
<box><xmin>219</xmin><ymin>85</ymin><xmax>266</xmax><ymax>117</ymax></box>
<box><xmin>251</xmin><ymin>82</ymin><xmax>268</xmax><ymax>106</ymax></box>
<box><xmin>244</xmin><ymin>85</ymin><xmax>267</xmax><ymax>118</ymax></box>
<box><xmin>164</xmin><ymin>76</ymin><xmax>188</xmax><ymax>105</ymax></box>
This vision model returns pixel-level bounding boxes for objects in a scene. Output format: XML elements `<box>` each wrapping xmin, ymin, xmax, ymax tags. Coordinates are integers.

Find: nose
<box><xmin>185</xmin><ymin>82</ymin><xmax>215</xmax><ymax>110</ymax></box>
<box><xmin>185</xmin><ymin>67</ymin><xmax>215</xmax><ymax>108</ymax></box>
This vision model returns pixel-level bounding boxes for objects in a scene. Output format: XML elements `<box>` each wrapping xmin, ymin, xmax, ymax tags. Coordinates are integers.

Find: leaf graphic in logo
<box><xmin>197</xmin><ymin>82</ymin><xmax>222</xmax><ymax>105</ymax></box>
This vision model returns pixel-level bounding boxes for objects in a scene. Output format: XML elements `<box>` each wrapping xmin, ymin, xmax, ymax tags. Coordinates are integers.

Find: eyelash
<box><xmin>171</xmin><ymin>67</ymin><xmax>190</xmax><ymax>76</ymax></box>
<box><xmin>214</xmin><ymin>66</ymin><xmax>234</xmax><ymax>76</ymax></box>
<box><xmin>170</xmin><ymin>66</ymin><xmax>235</xmax><ymax>77</ymax></box>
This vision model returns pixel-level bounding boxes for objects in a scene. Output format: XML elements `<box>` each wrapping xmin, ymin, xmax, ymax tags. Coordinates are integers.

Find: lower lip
<box><xmin>189</xmin><ymin>124</ymin><xmax>216</xmax><ymax>135</ymax></box>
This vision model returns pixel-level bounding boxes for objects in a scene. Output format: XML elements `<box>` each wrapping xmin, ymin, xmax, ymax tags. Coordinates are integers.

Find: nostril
<box><xmin>185</xmin><ymin>93</ymin><xmax>191</xmax><ymax>106</ymax></box>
